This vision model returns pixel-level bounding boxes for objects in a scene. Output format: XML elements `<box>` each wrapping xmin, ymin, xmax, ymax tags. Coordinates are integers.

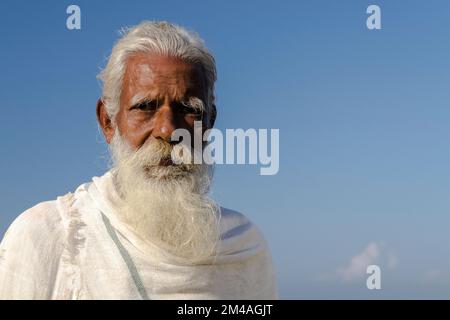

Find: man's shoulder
<box><xmin>0</xmin><ymin>199</ymin><xmax>70</xmax><ymax>299</ymax></box>
<box><xmin>1</xmin><ymin>200</ymin><xmax>64</xmax><ymax>248</ymax></box>
<box><xmin>17</xmin><ymin>200</ymin><xmax>60</xmax><ymax>223</ymax></box>
<box><xmin>219</xmin><ymin>206</ymin><xmax>251</xmax><ymax>225</ymax></box>
<box><xmin>217</xmin><ymin>207</ymin><xmax>278</xmax><ymax>298</ymax></box>
<box><xmin>3</xmin><ymin>180</ymin><xmax>95</xmax><ymax>243</ymax></box>
<box><xmin>218</xmin><ymin>206</ymin><xmax>269</xmax><ymax>250</ymax></box>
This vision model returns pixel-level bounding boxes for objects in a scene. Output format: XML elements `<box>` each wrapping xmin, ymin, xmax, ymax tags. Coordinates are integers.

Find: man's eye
<box><xmin>131</xmin><ymin>100</ymin><xmax>159</xmax><ymax>112</ymax></box>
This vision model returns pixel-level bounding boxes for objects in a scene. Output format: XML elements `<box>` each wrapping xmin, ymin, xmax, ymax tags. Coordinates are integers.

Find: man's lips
<box><xmin>159</xmin><ymin>157</ymin><xmax>174</xmax><ymax>166</ymax></box>
<box><xmin>141</xmin><ymin>157</ymin><xmax>174</xmax><ymax>172</ymax></box>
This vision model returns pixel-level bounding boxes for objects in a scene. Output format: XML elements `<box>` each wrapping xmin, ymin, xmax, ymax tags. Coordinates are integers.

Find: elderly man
<box><xmin>0</xmin><ymin>21</ymin><xmax>277</xmax><ymax>299</ymax></box>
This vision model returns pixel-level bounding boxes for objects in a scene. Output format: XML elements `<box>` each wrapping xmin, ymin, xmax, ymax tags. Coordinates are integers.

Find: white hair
<box><xmin>110</xmin><ymin>133</ymin><xmax>220</xmax><ymax>263</ymax></box>
<box><xmin>98</xmin><ymin>21</ymin><xmax>217</xmax><ymax>124</ymax></box>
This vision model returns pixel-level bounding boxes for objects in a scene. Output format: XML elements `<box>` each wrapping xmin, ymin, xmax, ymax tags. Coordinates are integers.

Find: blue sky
<box><xmin>1</xmin><ymin>0</ymin><xmax>450</xmax><ymax>299</ymax></box>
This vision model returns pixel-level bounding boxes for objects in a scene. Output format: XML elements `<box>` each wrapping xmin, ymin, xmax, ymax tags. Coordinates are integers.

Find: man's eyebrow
<box><xmin>129</xmin><ymin>93</ymin><xmax>155</xmax><ymax>106</ymax></box>
<box><xmin>183</xmin><ymin>97</ymin><xmax>205</xmax><ymax>112</ymax></box>
<box><xmin>129</xmin><ymin>93</ymin><xmax>205</xmax><ymax>111</ymax></box>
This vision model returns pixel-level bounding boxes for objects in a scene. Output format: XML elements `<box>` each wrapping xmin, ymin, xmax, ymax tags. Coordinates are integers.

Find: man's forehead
<box><xmin>133</xmin><ymin>63</ymin><xmax>154</xmax><ymax>86</ymax></box>
<box><xmin>124</xmin><ymin>53</ymin><xmax>205</xmax><ymax>86</ymax></box>
<box><xmin>120</xmin><ymin>53</ymin><xmax>207</xmax><ymax>105</ymax></box>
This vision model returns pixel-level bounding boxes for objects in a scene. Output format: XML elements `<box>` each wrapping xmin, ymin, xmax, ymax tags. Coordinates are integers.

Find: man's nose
<box><xmin>152</xmin><ymin>104</ymin><xmax>177</xmax><ymax>142</ymax></box>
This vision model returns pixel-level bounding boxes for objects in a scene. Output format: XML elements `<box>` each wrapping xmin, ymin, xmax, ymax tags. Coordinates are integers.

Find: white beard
<box><xmin>109</xmin><ymin>132</ymin><xmax>220</xmax><ymax>263</ymax></box>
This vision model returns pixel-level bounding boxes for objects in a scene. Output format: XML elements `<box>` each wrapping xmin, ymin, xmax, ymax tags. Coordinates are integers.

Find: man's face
<box><xmin>113</xmin><ymin>53</ymin><xmax>209</xmax><ymax>151</ymax></box>
<box><xmin>97</xmin><ymin>53</ymin><xmax>220</xmax><ymax>260</ymax></box>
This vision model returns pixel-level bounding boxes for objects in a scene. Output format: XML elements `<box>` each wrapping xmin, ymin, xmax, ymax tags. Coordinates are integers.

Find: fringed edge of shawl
<box><xmin>53</xmin><ymin>192</ymin><xmax>87</xmax><ymax>299</ymax></box>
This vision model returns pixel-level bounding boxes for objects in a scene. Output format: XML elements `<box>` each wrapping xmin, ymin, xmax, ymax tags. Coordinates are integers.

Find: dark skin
<box><xmin>97</xmin><ymin>53</ymin><xmax>216</xmax><ymax>155</ymax></box>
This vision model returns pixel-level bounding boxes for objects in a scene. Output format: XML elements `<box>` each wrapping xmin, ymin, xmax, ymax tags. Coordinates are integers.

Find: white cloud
<box><xmin>387</xmin><ymin>251</ymin><xmax>399</xmax><ymax>271</ymax></box>
<box><xmin>317</xmin><ymin>241</ymin><xmax>399</xmax><ymax>283</ymax></box>
<box><xmin>336</xmin><ymin>242</ymin><xmax>381</xmax><ymax>282</ymax></box>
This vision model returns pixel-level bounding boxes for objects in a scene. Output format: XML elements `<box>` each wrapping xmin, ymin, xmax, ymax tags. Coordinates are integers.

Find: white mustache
<box><xmin>112</xmin><ymin>137</ymin><xmax>199</xmax><ymax>178</ymax></box>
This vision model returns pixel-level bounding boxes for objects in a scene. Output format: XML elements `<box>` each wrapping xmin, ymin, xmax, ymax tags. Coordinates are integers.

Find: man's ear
<box><xmin>96</xmin><ymin>98</ymin><xmax>115</xmax><ymax>144</ymax></box>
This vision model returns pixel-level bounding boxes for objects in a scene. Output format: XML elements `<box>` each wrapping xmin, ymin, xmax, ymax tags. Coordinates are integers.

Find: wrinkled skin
<box><xmin>97</xmin><ymin>53</ymin><xmax>216</xmax><ymax>154</ymax></box>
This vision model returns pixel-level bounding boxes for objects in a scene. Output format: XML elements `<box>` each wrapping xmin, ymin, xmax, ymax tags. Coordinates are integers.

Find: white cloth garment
<box><xmin>0</xmin><ymin>171</ymin><xmax>277</xmax><ymax>299</ymax></box>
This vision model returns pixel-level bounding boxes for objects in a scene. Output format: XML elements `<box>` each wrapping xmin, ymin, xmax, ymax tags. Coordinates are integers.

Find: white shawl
<box><xmin>0</xmin><ymin>171</ymin><xmax>277</xmax><ymax>299</ymax></box>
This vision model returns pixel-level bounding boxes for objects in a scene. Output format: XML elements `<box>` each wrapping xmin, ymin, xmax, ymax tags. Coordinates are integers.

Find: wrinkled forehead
<box><xmin>121</xmin><ymin>53</ymin><xmax>207</xmax><ymax>101</ymax></box>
